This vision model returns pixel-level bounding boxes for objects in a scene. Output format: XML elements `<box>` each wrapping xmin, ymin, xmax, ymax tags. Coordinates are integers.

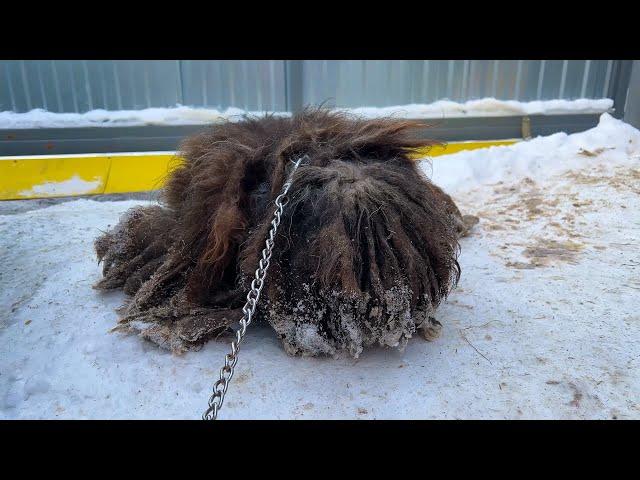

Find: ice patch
<box><xmin>23</xmin><ymin>376</ymin><xmax>51</xmax><ymax>398</ymax></box>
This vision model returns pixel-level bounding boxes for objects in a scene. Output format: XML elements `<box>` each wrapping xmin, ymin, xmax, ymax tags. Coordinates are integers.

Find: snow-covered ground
<box><xmin>1</xmin><ymin>113</ymin><xmax>638</xmax><ymax>419</ymax></box>
<box><xmin>0</xmin><ymin>98</ymin><xmax>613</xmax><ymax>129</ymax></box>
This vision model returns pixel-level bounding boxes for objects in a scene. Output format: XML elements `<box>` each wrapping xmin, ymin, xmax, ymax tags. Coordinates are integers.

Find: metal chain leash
<box><xmin>202</xmin><ymin>155</ymin><xmax>308</xmax><ymax>420</ymax></box>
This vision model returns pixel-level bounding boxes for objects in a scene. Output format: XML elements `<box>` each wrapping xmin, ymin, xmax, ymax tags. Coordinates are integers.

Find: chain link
<box><xmin>202</xmin><ymin>155</ymin><xmax>308</xmax><ymax>420</ymax></box>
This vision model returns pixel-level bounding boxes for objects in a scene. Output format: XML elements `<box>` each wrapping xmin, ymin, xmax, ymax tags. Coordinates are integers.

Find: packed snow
<box><xmin>0</xmin><ymin>98</ymin><xmax>613</xmax><ymax>129</ymax></box>
<box><xmin>1</xmin><ymin>113</ymin><xmax>638</xmax><ymax>419</ymax></box>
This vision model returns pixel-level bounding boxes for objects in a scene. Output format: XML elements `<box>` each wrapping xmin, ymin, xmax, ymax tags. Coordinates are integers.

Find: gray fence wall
<box><xmin>0</xmin><ymin>60</ymin><xmax>287</xmax><ymax>113</ymax></box>
<box><xmin>302</xmin><ymin>60</ymin><xmax>619</xmax><ymax>107</ymax></box>
<box><xmin>0</xmin><ymin>60</ymin><xmax>631</xmax><ymax>115</ymax></box>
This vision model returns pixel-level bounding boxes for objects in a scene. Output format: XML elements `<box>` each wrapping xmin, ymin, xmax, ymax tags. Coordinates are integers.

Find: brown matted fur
<box><xmin>94</xmin><ymin>108</ymin><xmax>473</xmax><ymax>357</ymax></box>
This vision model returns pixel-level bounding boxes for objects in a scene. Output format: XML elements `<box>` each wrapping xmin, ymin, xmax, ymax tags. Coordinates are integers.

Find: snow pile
<box><xmin>1</xmin><ymin>113</ymin><xmax>639</xmax><ymax>419</ymax></box>
<box><xmin>342</xmin><ymin>98</ymin><xmax>614</xmax><ymax>119</ymax></box>
<box><xmin>425</xmin><ymin>112</ymin><xmax>640</xmax><ymax>193</ymax></box>
<box><xmin>0</xmin><ymin>106</ymin><xmax>289</xmax><ymax>129</ymax></box>
<box><xmin>0</xmin><ymin>98</ymin><xmax>613</xmax><ymax>129</ymax></box>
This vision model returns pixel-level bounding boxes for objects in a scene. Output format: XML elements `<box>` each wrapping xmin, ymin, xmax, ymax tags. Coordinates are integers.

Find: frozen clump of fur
<box><xmin>94</xmin><ymin>108</ymin><xmax>467</xmax><ymax>357</ymax></box>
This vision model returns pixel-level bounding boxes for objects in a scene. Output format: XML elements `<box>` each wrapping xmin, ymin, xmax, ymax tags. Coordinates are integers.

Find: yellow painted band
<box><xmin>411</xmin><ymin>139</ymin><xmax>518</xmax><ymax>158</ymax></box>
<box><xmin>0</xmin><ymin>152</ymin><xmax>180</xmax><ymax>200</ymax></box>
<box><xmin>0</xmin><ymin>140</ymin><xmax>518</xmax><ymax>200</ymax></box>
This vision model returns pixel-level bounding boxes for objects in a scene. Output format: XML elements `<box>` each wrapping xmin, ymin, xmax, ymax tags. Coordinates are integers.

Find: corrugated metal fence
<box><xmin>302</xmin><ymin>60</ymin><xmax>619</xmax><ymax>106</ymax></box>
<box><xmin>0</xmin><ymin>61</ymin><xmax>287</xmax><ymax>113</ymax></box>
<box><xmin>0</xmin><ymin>60</ymin><xmax>632</xmax><ymax>114</ymax></box>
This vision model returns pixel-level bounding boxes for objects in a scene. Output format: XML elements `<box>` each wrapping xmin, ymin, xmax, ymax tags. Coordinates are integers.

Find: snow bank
<box><xmin>0</xmin><ymin>98</ymin><xmax>613</xmax><ymax>129</ymax></box>
<box><xmin>423</xmin><ymin>112</ymin><xmax>640</xmax><ymax>194</ymax></box>
<box><xmin>0</xmin><ymin>106</ymin><xmax>289</xmax><ymax>129</ymax></box>
<box><xmin>341</xmin><ymin>98</ymin><xmax>614</xmax><ymax>120</ymax></box>
<box><xmin>1</xmin><ymin>113</ymin><xmax>639</xmax><ymax>419</ymax></box>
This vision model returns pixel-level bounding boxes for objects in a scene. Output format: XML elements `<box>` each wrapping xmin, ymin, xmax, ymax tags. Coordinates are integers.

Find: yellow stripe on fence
<box><xmin>0</xmin><ymin>140</ymin><xmax>518</xmax><ymax>200</ymax></box>
<box><xmin>411</xmin><ymin>139</ymin><xmax>518</xmax><ymax>158</ymax></box>
<box><xmin>0</xmin><ymin>152</ymin><xmax>180</xmax><ymax>200</ymax></box>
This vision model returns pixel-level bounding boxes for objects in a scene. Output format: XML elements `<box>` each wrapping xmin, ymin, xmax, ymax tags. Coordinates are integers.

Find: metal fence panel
<box><xmin>179</xmin><ymin>60</ymin><xmax>286</xmax><ymax>111</ymax></box>
<box><xmin>0</xmin><ymin>60</ymin><xmax>183</xmax><ymax>112</ymax></box>
<box><xmin>299</xmin><ymin>60</ymin><xmax>618</xmax><ymax>107</ymax></box>
<box><xmin>0</xmin><ymin>60</ymin><xmax>285</xmax><ymax>113</ymax></box>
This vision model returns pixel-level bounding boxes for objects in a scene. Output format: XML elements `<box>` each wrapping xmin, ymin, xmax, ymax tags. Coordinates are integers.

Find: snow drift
<box><xmin>0</xmin><ymin>98</ymin><xmax>614</xmax><ymax>129</ymax></box>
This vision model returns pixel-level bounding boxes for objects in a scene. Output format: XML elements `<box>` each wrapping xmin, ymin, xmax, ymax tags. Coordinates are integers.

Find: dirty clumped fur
<box><xmin>94</xmin><ymin>108</ymin><xmax>471</xmax><ymax>358</ymax></box>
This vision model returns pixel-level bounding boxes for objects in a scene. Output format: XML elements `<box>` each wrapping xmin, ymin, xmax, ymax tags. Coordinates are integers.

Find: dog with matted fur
<box><xmin>94</xmin><ymin>108</ymin><xmax>474</xmax><ymax>358</ymax></box>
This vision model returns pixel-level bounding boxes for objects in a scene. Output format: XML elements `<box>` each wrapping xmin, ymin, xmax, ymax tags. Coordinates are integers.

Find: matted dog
<box><xmin>94</xmin><ymin>108</ymin><xmax>474</xmax><ymax>358</ymax></box>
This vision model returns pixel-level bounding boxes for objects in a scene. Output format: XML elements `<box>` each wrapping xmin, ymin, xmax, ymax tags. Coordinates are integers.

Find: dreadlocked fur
<box><xmin>94</xmin><ymin>108</ymin><xmax>473</xmax><ymax>358</ymax></box>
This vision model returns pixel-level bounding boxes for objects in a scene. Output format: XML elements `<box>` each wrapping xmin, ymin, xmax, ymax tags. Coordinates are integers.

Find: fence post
<box><xmin>176</xmin><ymin>60</ymin><xmax>185</xmax><ymax>106</ymax></box>
<box><xmin>285</xmin><ymin>60</ymin><xmax>304</xmax><ymax>114</ymax></box>
<box><xmin>608</xmin><ymin>60</ymin><xmax>633</xmax><ymax>118</ymax></box>
<box><xmin>623</xmin><ymin>60</ymin><xmax>640</xmax><ymax>128</ymax></box>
